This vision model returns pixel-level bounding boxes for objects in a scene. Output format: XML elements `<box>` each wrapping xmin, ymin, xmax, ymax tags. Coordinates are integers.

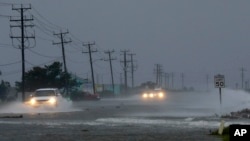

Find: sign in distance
<box><xmin>214</xmin><ymin>74</ymin><xmax>225</xmax><ymax>88</ymax></box>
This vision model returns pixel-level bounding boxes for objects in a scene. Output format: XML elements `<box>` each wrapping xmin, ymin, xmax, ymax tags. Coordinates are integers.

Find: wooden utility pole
<box><xmin>53</xmin><ymin>30</ymin><xmax>71</xmax><ymax>95</ymax></box>
<box><xmin>120</xmin><ymin>50</ymin><xmax>130</xmax><ymax>91</ymax></box>
<box><xmin>104</xmin><ymin>50</ymin><xmax>116</xmax><ymax>94</ymax></box>
<box><xmin>240</xmin><ymin>67</ymin><xmax>246</xmax><ymax>89</ymax></box>
<box><xmin>83</xmin><ymin>42</ymin><xmax>97</xmax><ymax>94</ymax></box>
<box><xmin>53</xmin><ymin>31</ymin><xmax>71</xmax><ymax>72</ymax></box>
<box><xmin>128</xmin><ymin>53</ymin><xmax>136</xmax><ymax>88</ymax></box>
<box><xmin>10</xmin><ymin>4</ymin><xmax>35</xmax><ymax>102</ymax></box>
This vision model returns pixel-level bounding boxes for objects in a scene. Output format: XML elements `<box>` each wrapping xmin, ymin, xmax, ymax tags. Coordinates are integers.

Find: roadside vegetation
<box><xmin>15</xmin><ymin>62</ymin><xmax>81</xmax><ymax>94</ymax></box>
<box><xmin>210</xmin><ymin>126</ymin><xmax>229</xmax><ymax>141</ymax></box>
<box><xmin>0</xmin><ymin>80</ymin><xmax>10</xmax><ymax>101</ymax></box>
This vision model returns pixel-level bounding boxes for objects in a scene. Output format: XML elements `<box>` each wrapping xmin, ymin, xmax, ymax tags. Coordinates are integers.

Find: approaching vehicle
<box><xmin>26</xmin><ymin>88</ymin><xmax>62</xmax><ymax>107</ymax></box>
<box><xmin>141</xmin><ymin>88</ymin><xmax>166</xmax><ymax>100</ymax></box>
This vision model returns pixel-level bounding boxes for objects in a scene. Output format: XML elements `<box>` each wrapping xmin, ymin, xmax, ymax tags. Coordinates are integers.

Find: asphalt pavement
<box><xmin>0</xmin><ymin>91</ymin><xmax>249</xmax><ymax>141</ymax></box>
<box><xmin>1</xmin><ymin>91</ymin><xmax>248</xmax><ymax>141</ymax></box>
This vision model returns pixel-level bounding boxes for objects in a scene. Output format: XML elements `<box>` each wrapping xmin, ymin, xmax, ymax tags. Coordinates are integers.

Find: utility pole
<box><xmin>128</xmin><ymin>53</ymin><xmax>136</xmax><ymax>88</ymax></box>
<box><xmin>165</xmin><ymin>73</ymin><xmax>170</xmax><ymax>89</ymax></box>
<box><xmin>53</xmin><ymin>30</ymin><xmax>72</xmax><ymax>73</ymax></box>
<box><xmin>159</xmin><ymin>66</ymin><xmax>163</xmax><ymax>87</ymax></box>
<box><xmin>164</xmin><ymin>73</ymin><xmax>167</xmax><ymax>89</ymax></box>
<box><xmin>155</xmin><ymin>64</ymin><xmax>163</xmax><ymax>86</ymax></box>
<box><xmin>120</xmin><ymin>50</ymin><xmax>130</xmax><ymax>92</ymax></box>
<box><xmin>155</xmin><ymin>64</ymin><xmax>159</xmax><ymax>85</ymax></box>
<box><xmin>53</xmin><ymin>30</ymin><xmax>72</xmax><ymax>95</ymax></box>
<box><xmin>10</xmin><ymin>4</ymin><xmax>35</xmax><ymax>102</ymax></box>
<box><xmin>155</xmin><ymin>64</ymin><xmax>161</xmax><ymax>86</ymax></box>
<box><xmin>240</xmin><ymin>67</ymin><xmax>246</xmax><ymax>89</ymax></box>
<box><xmin>83</xmin><ymin>42</ymin><xmax>97</xmax><ymax>94</ymax></box>
<box><xmin>171</xmin><ymin>72</ymin><xmax>174</xmax><ymax>89</ymax></box>
<box><xmin>104</xmin><ymin>50</ymin><xmax>116</xmax><ymax>94</ymax></box>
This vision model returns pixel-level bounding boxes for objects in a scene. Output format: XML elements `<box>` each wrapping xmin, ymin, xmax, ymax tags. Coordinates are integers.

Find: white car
<box><xmin>27</xmin><ymin>88</ymin><xmax>62</xmax><ymax>107</ymax></box>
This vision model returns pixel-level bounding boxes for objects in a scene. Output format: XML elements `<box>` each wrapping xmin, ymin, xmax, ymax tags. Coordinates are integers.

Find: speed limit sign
<box><xmin>214</xmin><ymin>74</ymin><xmax>225</xmax><ymax>88</ymax></box>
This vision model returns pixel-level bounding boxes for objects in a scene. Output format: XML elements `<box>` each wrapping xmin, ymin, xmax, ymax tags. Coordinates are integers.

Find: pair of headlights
<box><xmin>143</xmin><ymin>92</ymin><xmax>164</xmax><ymax>98</ymax></box>
<box><xmin>30</xmin><ymin>97</ymin><xmax>57</xmax><ymax>105</ymax></box>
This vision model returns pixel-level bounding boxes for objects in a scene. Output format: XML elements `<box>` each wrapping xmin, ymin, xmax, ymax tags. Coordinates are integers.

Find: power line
<box><xmin>35</xmin><ymin>23</ymin><xmax>55</xmax><ymax>38</ymax></box>
<box><xmin>0</xmin><ymin>2</ymin><xmax>13</xmax><ymax>6</ymax></box>
<box><xmin>35</xmin><ymin>34</ymin><xmax>53</xmax><ymax>42</ymax></box>
<box><xmin>70</xmin><ymin>42</ymin><xmax>83</xmax><ymax>50</ymax></box>
<box><xmin>33</xmin><ymin>16</ymin><xmax>55</xmax><ymax>33</ymax></box>
<box><xmin>0</xmin><ymin>14</ymin><xmax>11</xmax><ymax>18</ymax></box>
<box><xmin>0</xmin><ymin>60</ymin><xmax>21</xmax><ymax>66</ymax></box>
<box><xmin>33</xmin><ymin>6</ymin><xmax>86</xmax><ymax>44</ymax></box>
<box><xmin>27</xmin><ymin>48</ymin><xmax>61</xmax><ymax>59</ymax></box>
<box><xmin>26</xmin><ymin>30</ymin><xmax>53</xmax><ymax>42</ymax></box>
<box><xmin>0</xmin><ymin>43</ymin><xmax>13</xmax><ymax>48</ymax></box>
<box><xmin>32</xmin><ymin>7</ymin><xmax>63</xmax><ymax>30</ymax></box>
<box><xmin>69</xmin><ymin>33</ymin><xmax>83</xmax><ymax>44</ymax></box>
<box><xmin>32</xmin><ymin>6</ymin><xmax>84</xmax><ymax>46</ymax></box>
<box><xmin>30</xmin><ymin>11</ymin><xmax>59</xmax><ymax>38</ymax></box>
<box><xmin>25</xmin><ymin>60</ymin><xmax>36</xmax><ymax>66</ymax></box>
<box><xmin>65</xmin><ymin>44</ymin><xmax>82</xmax><ymax>53</ymax></box>
<box><xmin>66</xmin><ymin>56</ymin><xmax>85</xmax><ymax>64</ymax></box>
<box><xmin>0</xmin><ymin>57</ymin><xmax>61</xmax><ymax>76</ymax></box>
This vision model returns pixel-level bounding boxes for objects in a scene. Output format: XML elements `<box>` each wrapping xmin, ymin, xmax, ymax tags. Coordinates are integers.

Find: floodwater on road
<box><xmin>0</xmin><ymin>89</ymin><xmax>249</xmax><ymax>141</ymax></box>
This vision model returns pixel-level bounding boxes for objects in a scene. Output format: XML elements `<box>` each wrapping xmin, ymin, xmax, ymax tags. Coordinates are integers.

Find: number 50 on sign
<box><xmin>214</xmin><ymin>74</ymin><xmax>225</xmax><ymax>88</ymax></box>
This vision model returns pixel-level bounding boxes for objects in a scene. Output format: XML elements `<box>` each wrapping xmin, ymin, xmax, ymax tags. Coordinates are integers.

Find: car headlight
<box><xmin>30</xmin><ymin>98</ymin><xmax>36</xmax><ymax>105</ymax></box>
<box><xmin>149</xmin><ymin>93</ymin><xmax>154</xmax><ymax>98</ymax></box>
<box><xmin>143</xmin><ymin>93</ymin><xmax>148</xmax><ymax>98</ymax></box>
<box><xmin>158</xmin><ymin>92</ymin><xmax>164</xmax><ymax>98</ymax></box>
<box><xmin>49</xmin><ymin>97</ymin><xmax>57</xmax><ymax>104</ymax></box>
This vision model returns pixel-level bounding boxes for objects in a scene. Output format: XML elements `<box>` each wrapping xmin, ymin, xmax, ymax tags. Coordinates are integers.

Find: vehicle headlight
<box><xmin>30</xmin><ymin>98</ymin><xmax>36</xmax><ymax>105</ymax></box>
<box><xmin>158</xmin><ymin>92</ymin><xmax>164</xmax><ymax>98</ymax></box>
<box><xmin>143</xmin><ymin>93</ymin><xmax>148</xmax><ymax>98</ymax></box>
<box><xmin>149</xmin><ymin>93</ymin><xmax>154</xmax><ymax>98</ymax></box>
<box><xmin>49</xmin><ymin>97</ymin><xmax>57</xmax><ymax>104</ymax></box>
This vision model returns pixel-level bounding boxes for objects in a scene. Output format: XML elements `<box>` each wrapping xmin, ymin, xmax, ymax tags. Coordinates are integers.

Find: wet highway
<box><xmin>0</xmin><ymin>89</ymin><xmax>249</xmax><ymax>141</ymax></box>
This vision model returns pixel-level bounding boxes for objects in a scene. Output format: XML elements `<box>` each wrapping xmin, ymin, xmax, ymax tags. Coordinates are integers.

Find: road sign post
<box><xmin>214</xmin><ymin>74</ymin><xmax>225</xmax><ymax>117</ymax></box>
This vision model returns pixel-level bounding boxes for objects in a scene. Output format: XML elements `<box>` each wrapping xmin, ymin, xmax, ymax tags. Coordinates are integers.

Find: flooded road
<box><xmin>0</xmin><ymin>89</ymin><xmax>249</xmax><ymax>141</ymax></box>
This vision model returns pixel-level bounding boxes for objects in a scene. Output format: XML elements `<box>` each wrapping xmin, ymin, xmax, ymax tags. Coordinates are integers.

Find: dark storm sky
<box><xmin>1</xmin><ymin>0</ymin><xmax>250</xmax><ymax>90</ymax></box>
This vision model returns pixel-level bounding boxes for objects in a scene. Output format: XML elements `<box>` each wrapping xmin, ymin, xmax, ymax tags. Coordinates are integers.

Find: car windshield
<box><xmin>35</xmin><ymin>90</ymin><xmax>55</xmax><ymax>97</ymax></box>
